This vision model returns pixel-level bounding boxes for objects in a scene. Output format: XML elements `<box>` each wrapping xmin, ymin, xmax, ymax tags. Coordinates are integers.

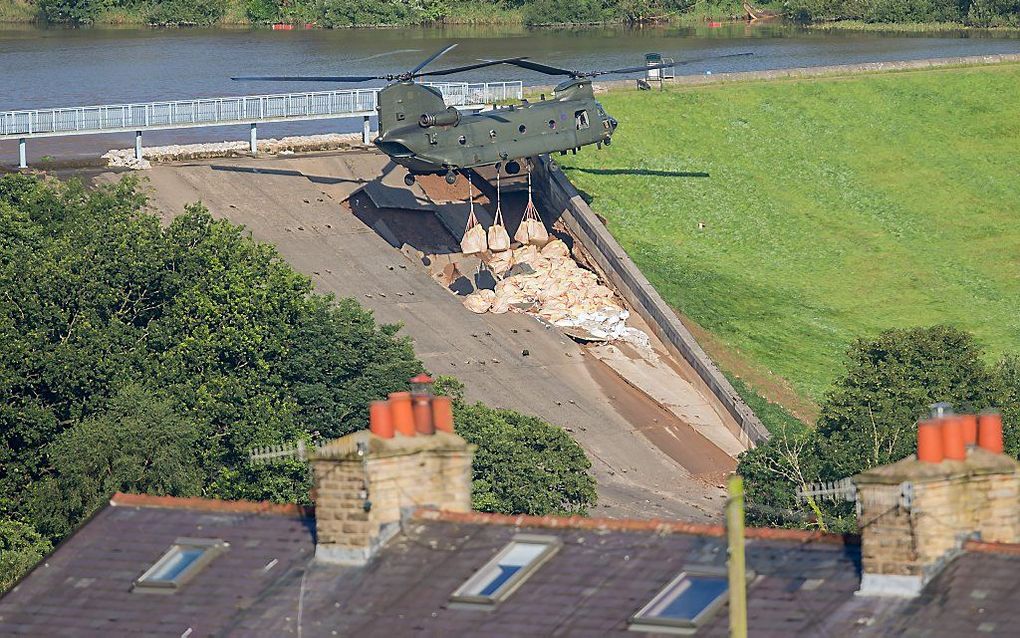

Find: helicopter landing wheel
<box><xmin>404</xmin><ymin>173</ymin><xmax>416</xmax><ymax>187</ymax></box>
<box><xmin>504</xmin><ymin>160</ymin><xmax>521</xmax><ymax>175</ymax></box>
<box><xmin>444</xmin><ymin>170</ymin><xmax>458</xmax><ymax>185</ymax></box>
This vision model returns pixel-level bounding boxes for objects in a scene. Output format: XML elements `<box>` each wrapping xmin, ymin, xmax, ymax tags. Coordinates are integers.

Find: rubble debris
<box><xmin>102</xmin><ymin>133</ymin><xmax>362</xmax><ymax>169</ymax></box>
<box><xmin>460</xmin><ymin>238</ymin><xmax>651</xmax><ymax>348</ymax></box>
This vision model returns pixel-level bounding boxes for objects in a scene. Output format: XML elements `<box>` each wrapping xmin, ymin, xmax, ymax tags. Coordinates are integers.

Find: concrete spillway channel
<box><xmin>104</xmin><ymin>148</ymin><xmax>744</xmax><ymax>521</ymax></box>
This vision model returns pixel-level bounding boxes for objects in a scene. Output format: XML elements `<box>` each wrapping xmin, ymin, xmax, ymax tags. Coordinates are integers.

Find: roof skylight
<box><xmin>629</xmin><ymin>568</ymin><xmax>730</xmax><ymax>634</ymax></box>
<box><xmin>451</xmin><ymin>534</ymin><xmax>561</xmax><ymax>606</ymax></box>
<box><xmin>133</xmin><ymin>538</ymin><xmax>228</xmax><ymax>593</ymax></box>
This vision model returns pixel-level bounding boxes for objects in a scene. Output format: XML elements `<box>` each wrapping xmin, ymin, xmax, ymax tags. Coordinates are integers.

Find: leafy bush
<box><xmin>522</xmin><ymin>0</ymin><xmax>615</xmax><ymax>24</ymax></box>
<box><xmin>27</xmin><ymin>385</ymin><xmax>204</xmax><ymax>540</ymax></box>
<box><xmin>146</xmin><ymin>0</ymin><xmax>227</xmax><ymax>24</ymax></box>
<box><xmin>968</xmin><ymin>0</ymin><xmax>1020</xmax><ymax>25</ymax></box>
<box><xmin>784</xmin><ymin>0</ymin><xmax>1018</xmax><ymax>24</ymax></box>
<box><xmin>316</xmin><ymin>0</ymin><xmax>411</xmax><ymax>25</ymax></box>
<box><xmin>37</xmin><ymin>0</ymin><xmax>114</xmax><ymax>24</ymax></box>
<box><xmin>244</xmin><ymin>0</ymin><xmax>279</xmax><ymax>22</ymax></box>
<box><xmin>0</xmin><ymin>519</ymin><xmax>51</xmax><ymax>593</ymax></box>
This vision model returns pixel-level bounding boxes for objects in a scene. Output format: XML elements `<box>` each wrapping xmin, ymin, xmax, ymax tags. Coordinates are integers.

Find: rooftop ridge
<box><xmin>413</xmin><ymin>508</ymin><xmax>859</xmax><ymax>545</ymax></box>
<box><xmin>963</xmin><ymin>539</ymin><xmax>1020</xmax><ymax>556</ymax></box>
<box><xmin>110</xmin><ymin>492</ymin><xmax>310</xmax><ymax>517</ymax></box>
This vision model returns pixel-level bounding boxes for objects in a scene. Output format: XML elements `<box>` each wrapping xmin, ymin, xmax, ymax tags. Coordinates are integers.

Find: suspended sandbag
<box><xmin>460</xmin><ymin>177</ymin><xmax>488</xmax><ymax>255</ymax></box>
<box><xmin>462</xmin><ymin>221</ymin><xmax>487</xmax><ymax>255</ymax></box>
<box><xmin>526</xmin><ymin>216</ymin><xmax>549</xmax><ymax>246</ymax></box>
<box><xmin>513</xmin><ymin>215</ymin><xmax>532</xmax><ymax>245</ymax></box>
<box><xmin>488</xmin><ymin>168</ymin><xmax>511</xmax><ymax>252</ymax></box>
<box><xmin>520</xmin><ymin>167</ymin><xmax>550</xmax><ymax>246</ymax></box>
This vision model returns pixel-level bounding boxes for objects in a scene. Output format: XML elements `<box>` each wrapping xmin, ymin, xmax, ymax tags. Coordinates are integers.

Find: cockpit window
<box><xmin>575</xmin><ymin>110</ymin><xmax>590</xmax><ymax>130</ymax></box>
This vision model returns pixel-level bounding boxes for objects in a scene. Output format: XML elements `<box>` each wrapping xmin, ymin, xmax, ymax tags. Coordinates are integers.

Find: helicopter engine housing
<box><xmin>419</xmin><ymin>106</ymin><xmax>461</xmax><ymax>128</ymax></box>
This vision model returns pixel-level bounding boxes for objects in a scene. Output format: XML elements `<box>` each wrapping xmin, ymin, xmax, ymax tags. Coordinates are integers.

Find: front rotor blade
<box><xmin>415</xmin><ymin>57</ymin><xmax>529</xmax><ymax>78</ymax></box>
<box><xmin>593</xmin><ymin>61</ymin><xmax>676</xmax><ymax>77</ymax></box>
<box><xmin>485</xmin><ymin>58</ymin><xmax>576</xmax><ymax>76</ymax></box>
<box><xmin>411</xmin><ymin>43</ymin><xmax>458</xmax><ymax>75</ymax></box>
<box><xmin>676</xmin><ymin>52</ymin><xmax>754</xmax><ymax>66</ymax></box>
<box><xmin>232</xmin><ymin>75</ymin><xmax>382</xmax><ymax>82</ymax></box>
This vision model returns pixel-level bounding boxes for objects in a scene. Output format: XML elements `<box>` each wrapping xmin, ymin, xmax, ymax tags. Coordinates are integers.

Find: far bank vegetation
<box><xmin>12</xmin><ymin>0</ymin><xmax>1015</xmax><ymax>28</ymax></box>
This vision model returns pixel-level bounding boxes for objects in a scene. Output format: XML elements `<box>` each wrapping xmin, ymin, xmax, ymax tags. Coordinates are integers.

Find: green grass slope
<box><xmin>558</xmin><ymin>65</ymin><xmax>1020</xmax><ymax>403</ymax></box>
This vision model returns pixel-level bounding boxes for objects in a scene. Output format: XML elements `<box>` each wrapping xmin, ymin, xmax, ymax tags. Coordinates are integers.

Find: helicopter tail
<box><xmin>376</xmin><ymin>83</ymin><xmax>448</xmax><ymax>139</ymax></box>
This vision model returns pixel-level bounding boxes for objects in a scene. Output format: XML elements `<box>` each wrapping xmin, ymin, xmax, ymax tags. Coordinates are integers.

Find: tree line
<box><xmin>0</xmin><ymin>173</ymin><xmax>595</xmax><ymax>591</ymax></box>
<box><xmin>784</xmin><ymin>0</ymin><xmax>1020</xmax><ymax>26</ymax></box>
<box><xmin>20</xmin><ymin>0</ymin><xmax>1020</xmax><ymax>27</ymax></box>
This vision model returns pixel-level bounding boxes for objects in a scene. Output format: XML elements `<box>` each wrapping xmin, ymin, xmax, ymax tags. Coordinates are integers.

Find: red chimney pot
<box><xmin>389</xmin><ymin>392</ymin><xmax>416</xmax><ymax>437</ymax></box>
<box><xmin>941</xmin><ymin>417</ymin><xmax>965</xmax><ymax>461</ymax></box>
<box><xmin>369</xmin><ymin>400</ymin><xmax>395</xmax><ymax>439</ymax></box>
<box><xmin>978</xmin><ymin>412</ymin><xmax>1004</xmax><ymax>454</ymax></box>
<box><xmin>917</xmin><ymin>419</ymin><xmax>944</xmax><ymax>463</ymax></box>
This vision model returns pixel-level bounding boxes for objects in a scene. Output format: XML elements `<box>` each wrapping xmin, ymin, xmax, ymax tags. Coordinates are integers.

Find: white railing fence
<box><xmin>0</xmin><ymin>81</ymin><xmax>523</xmax><ymax>139</ymax></box>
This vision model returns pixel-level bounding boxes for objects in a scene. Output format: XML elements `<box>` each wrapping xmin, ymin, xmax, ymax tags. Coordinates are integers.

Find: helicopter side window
<box><xmin>575</xmin><ymin>110</ymin><xmax>590</xmax><ymax>130</ymax></box>
<box><xmin>548</xmin><ymin>120</ymin><xmax>556</xmax><ymax>130</ymax></box>
<box><xmin>519</xmin><ymin>124</ymin><xmax>527</xmax><ymax>134</ymax></box>
<box><xmin>458</xmin><ymin>135</ymin><xmax>467</xmax><ymax>145</ymax></box>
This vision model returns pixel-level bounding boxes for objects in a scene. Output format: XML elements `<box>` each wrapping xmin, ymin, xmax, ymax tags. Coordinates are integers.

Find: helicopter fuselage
<box><xmin>373</xmin><ymin>79</ymin><xmax>617</xmax><ymax>175</ymax></box>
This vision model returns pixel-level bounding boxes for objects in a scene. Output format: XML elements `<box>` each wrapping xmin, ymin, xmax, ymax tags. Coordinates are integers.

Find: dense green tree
<box><xmin>814</xmin><ymin>325</ymin><xmax>1000</xmax><ymax>478</ymax></box>
<box><xmin>36</xmin><ymin>0</ymin><xmax>114</xmax><ymax>24</ymax></box>
<box><xmin>997</xmin><ymin>354</ymin><xmax>1020</xmax><ymax>457</ymax></box>
<box><xmin>146</xmin><ymin>0</ymin><xmax>227</xmax><ymax>24</ymax></box>
<box><xmin>0</xmin><ymin>173</ymin><xmax>420</xmax><ymax>533</ymax></box>
<box><xmin>27</xmin><ymin>385</ymin><xmax>204</xmax><ymax>540</ymax></box>
<box><xmin>738</xmin><ymin>325</ymin><xmax>1014</xmax><ymax>532</ymax></box>
<box><xmin>0</xmin><ymin>518</ymin><xmax>51</xmax><ymax>593</ymax></box>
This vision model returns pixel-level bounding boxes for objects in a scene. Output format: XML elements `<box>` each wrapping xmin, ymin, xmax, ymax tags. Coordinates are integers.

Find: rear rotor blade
<box><xmin>487</xmin><ymin>58</ymin><xmax>577</xmax><ymax>77</ymax></box>
<box><xmin>411</xmin><ymin>43</ymin><xmax>458</xmax><ymax>75</ymax></box>
<box><xmin>414</xmin><ymin>57</ymin><xmax>529</xmax><ymax>79</ymax></box>
<box><xmin>675</xmin><ymin>52</ymin><xmax>753</xmax><ymax>66</ymax></box>
<box><xmin>591</xmin><ymin>61</ymin><xmax>676</xmax><ymax>77</ymax></box>
<box><xmin>232</xmin><ymin>75</ymin><xmax>382</xmax><ymax>83</ymax></box>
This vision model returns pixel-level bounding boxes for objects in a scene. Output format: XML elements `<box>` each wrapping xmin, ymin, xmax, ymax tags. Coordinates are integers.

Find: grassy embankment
<box><xmin>557</xmin><ymin>63</ymin><xmax>1020</xmax><ymax>426</ymax></box>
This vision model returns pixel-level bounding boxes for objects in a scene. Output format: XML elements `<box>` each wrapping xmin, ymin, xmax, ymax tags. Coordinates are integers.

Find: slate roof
<box><xmin>2</xmin><ymin>494</ymin><xmax>1020</xmax><ymax>637</ymax></box>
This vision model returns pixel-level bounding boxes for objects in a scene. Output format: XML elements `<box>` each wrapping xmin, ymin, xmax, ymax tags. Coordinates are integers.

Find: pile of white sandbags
<box><xmin>461</xmin><ymin>238</ymin><xmax>651</xmax><ymax>347</ymax></box>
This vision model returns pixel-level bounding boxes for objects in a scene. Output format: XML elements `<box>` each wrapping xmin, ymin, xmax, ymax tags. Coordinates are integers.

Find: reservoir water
<box><xmin>3</xmin><ymin>23</ymin><xmax>1019</xmax><ymax>162</ymax></box>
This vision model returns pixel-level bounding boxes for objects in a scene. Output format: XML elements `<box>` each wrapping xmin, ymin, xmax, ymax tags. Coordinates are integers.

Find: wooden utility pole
<box><xmin>727</xmin><ymin>475</ymin><xmax>748</xmax><ymax>638</ymax></box>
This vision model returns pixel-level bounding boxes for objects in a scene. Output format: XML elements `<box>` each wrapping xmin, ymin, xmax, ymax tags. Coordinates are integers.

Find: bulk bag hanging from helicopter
<box><xmin>460</xmin><ymin>176</ymin><xmax>488</xmax><ymax>255</ymax></box>
<box><xmin>514</xmin><ymin>168</ymin><xmax>549</xmax><ymax>246</ymax></box>
<box><xmin>487</xmin><ymin>167</ymin><xmax>511</xmax><ymax>252</ymax></box>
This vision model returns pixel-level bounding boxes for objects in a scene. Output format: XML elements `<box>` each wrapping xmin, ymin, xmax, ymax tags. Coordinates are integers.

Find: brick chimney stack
<box><xmin>856</xmin><ymin>409</ymin><xmax>1019</xmax><ymax>597</ymax></box>
<box><xmin>310</xmin><ymin>379</ymin><xmax>474</xmax><ymax>565</ymax></box>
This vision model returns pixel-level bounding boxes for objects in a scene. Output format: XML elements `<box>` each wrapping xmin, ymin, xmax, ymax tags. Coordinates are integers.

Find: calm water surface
<box><xmin>3</xmin><ymin>23</ymin><xmax>1019</xmax><ymax>160</ymax></box>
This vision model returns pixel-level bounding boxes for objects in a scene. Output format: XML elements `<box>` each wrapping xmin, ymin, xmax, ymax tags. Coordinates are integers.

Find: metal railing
<box><xmin>0</xmin><ymin>81</ymin><xmax>524</xmax><ymax>140</ymax></box>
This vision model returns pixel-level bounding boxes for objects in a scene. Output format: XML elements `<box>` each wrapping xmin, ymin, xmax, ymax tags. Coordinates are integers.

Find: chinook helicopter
<box><xmin>234</xmin><ymin>45</ymin><xmax>745</xmax><ymax>185</ymax></box>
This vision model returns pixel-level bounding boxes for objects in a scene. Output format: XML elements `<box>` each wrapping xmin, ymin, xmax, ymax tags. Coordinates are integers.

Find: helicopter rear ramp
<box><xmin>117</xmin><ymin>149</ymin><xmax>737</xmax><ymax>522</ymax></box>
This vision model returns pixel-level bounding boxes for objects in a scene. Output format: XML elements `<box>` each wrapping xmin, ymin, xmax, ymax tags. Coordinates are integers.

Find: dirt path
<box><xmin>106</xmin><ymin>150</ymin><xmax>731</xmax><ymax>521</ymax></box>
